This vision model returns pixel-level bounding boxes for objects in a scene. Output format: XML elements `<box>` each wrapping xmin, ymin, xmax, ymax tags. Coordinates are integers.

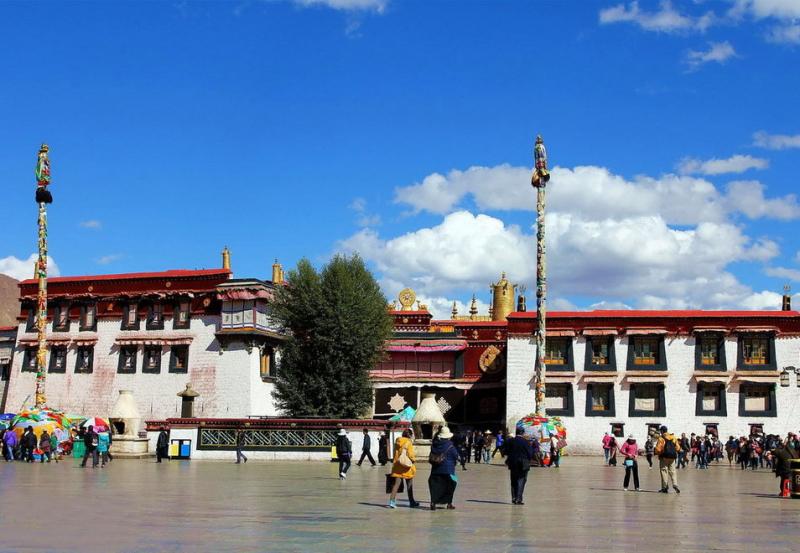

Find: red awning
<box><xmin>547</xmin><ymin>330</ymin><xmax>576</xmax><ymax>337</ymax></box>
<box><xmin>582</xmin><ymin>328</ymin><xmax>618</xmax><ymax>336</ymax></box>
<box><xmin>625</xmin><ymin>328</ymin><xmax>668</xmax><ymax>335</ymax></box>
<box><xmin>692</xmin><ymin>327</ymin><xmax>728</xmax><ymax>333</ymax></box>
<box><xmin>116</xmin><ymin>335</ymin><xmax>193</xmax><ymax>346</ymax></box>
<box><xmin>734</xmin><ymin>327</ymin><xmax>779</xmax><ymax>334</ymax></box>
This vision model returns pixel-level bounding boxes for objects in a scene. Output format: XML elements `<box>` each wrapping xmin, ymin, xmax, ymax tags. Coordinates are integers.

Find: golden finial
<box><xmin>221</xmin><ymin>246</ymin><xmax>231</xmax><ymax>270</ymax></box>
<box><xmin>451</xmin><ymin>301</ymin><xmax>458</xmax><ymax>320</ymax></box>
<box><xmin>469</xmin><ymin>294</ymin><xmax>478</xmax><ymax>320</ymax></box>
<box><xmin>272</xmin><ymin>258</ymin><xmax>284</xmax><ymax>284</ymax></box>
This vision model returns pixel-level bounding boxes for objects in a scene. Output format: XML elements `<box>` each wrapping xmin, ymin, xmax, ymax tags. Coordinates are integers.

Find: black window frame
<box><xmin>142</xmin><ymin>346</ymin><xmax>162</xmax><ymax>374</ymax></box>
<box><xmin>48</xmin><ymin>346</ymin><xmax>68</xmax><ymax>373</ymax></box>
<box><xmin>121</xmin><ymin>303</ymin><xmax>140</xmax><ymax>331</ymax></box>
<box><xmin>737</xmin><ymin>334</ymin><xmax>777</xmax><ymax>371</ymax></box>
<box><xmin>146</xmin><ymin>302</ymin><xmax>165</xmax><ymax>331</ymax></box>
<box><xmin>53</xmin><ymin>303</ymin><xmax>71</xmax><ymax>332</ymax></box>
<box><xmin>585</xmin><ymin>383</ymin><xmax>616</xmax><ymax>417</ymax></box>
<box><xmin>117</xmin><ymin>345</ymin><xmax>138</xmax><ymax>374</ymax></box>
<box><xmin>25</xmin><ymin>306</ymin><xmax>36</xmax><ymax>333</ymax></box>
<box><xmin>173</xmin><ymin>299</ymin><xmax>191</xmax><ymax>330</ymax></box>
<box><xmin>74</xmin><ymin>345</ymin><xmax>94</xmax><ymax>374</ymax></box>
<box><xmin>169</xmin><ymin>345</ymin><xmax>189</xmax><ymax>373</ymax></box>
<box><xmin>694</xmin><ymin>332</ymin><xmax>726</xmax><ymax>371</ymax></box>
<box><xmin>584</xmin><ymin>335</ymin><xmax>617</xmax><ymax>371</ymax></box>
<box><xmin>79</xmin><ymin>303</ymin><xmax>97</xmax><ymax>332</ymax></box>
<box><xmin>544</xmin><ymin>337</ymin><xmax>574</xmax><ymax>372</ymax></box>
<box><xmin>695</xmin><ymin>381</ymin><xmax>727</xmax><ymax>416</ymax></box>
<box><xmin>738</xmin><ymin>382</ymin><xmax>777</xmax><ymax>417</ymax></box>
<box><xmin>626</xmin><ymin>335</ymin><xmax>668</xmax><ymax>371</ymax></box>
<box><xmin>628</xmin><ymin>382</ymin><xmax>667</xmax><ymax>417</ymax></box>
<box><xmin>260</xmin><ymin>346</ymin><xmax>278</xmax><ymax>380</ymax></box>
<box><xmin>21</xmin><ymin>346</ymin><xmax>38</xmax><ymax>372</ymax></box>
<box><xmin>545</xmin><ymin>383</ymin><xmax>574</xmax><ymax>417</ymax></box>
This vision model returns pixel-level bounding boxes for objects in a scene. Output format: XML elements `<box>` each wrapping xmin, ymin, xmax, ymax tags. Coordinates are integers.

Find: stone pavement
<box><xmin>0</xmin><ymin>455</ymin><xmax>797</xmax><ymax>553</ymax></box>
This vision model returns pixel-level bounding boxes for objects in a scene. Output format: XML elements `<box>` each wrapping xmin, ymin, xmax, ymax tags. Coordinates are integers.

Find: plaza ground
<box><xmin>0</xmin><ymin>455</ymin><xmax>797</xmax><ymax>553</ymax></box>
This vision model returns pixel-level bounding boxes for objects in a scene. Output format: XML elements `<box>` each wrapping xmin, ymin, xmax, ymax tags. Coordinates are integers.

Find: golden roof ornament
<box><xmin>469</xmin><ymin>294</ymin><xmax>478</xmax><ymax>320</ymax></box>
<box><xmin>451</xmin><ymin>301</ymin><xmax>458</xmax><ymax>319</ymax></box>
<box><xmin>398</xmin><ymin>288</ymin><xmax>416</xmax><ymax>311</ymax></box>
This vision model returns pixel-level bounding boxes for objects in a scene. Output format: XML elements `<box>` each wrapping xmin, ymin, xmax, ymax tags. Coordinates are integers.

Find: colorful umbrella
<box><xmin>389</xmin><ymin>406</ymin><xmax>416</xmax><ymax>422</ymax></box>
<box><xmin>0</xmin><ymin>414</ymin><xmax>14</xmax><ymax>429</ymax></box>
<box><xmin>10</xmin><ymin>409</ymin><xmax>67</xmax><ymax>439</ymax></box>
<box><xmin>81</xmin><ymin>417</ymin><xmax>110</xmax><ymax>431</ymax></box>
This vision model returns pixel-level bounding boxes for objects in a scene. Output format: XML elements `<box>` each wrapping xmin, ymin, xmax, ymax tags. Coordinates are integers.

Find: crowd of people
<box><xmin>602</xmin><ymin>427</ymin><xmax>800</xmax><ymax>496</ymax></box>
<box><xmin>0</xmin><ymin>424</ymin><xmax>116</xmax><ymax>468</ymax></box>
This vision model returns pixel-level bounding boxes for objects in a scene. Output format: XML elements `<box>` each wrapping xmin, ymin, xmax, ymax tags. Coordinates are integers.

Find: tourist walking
<box><xmin>725</xmin><ymin>435</ymin><xmax>738</xmax><ymax>465</ymax></box>
<box><xmin>473</xmin><ymin>430</ymin><xmax>484</xmax><ymax>464</ymax></box>
<box><xmin>235</xmin><ymin>429</ymin><xmax>248</xmax><ymax>464</ymax></box>
<box><xmin>607</xmin><ymin>435</ymin><xmax>618</xmax><ymax>466</ymax></box>
<box><xmin>80</xmin><ymin>425</ymin><xmax>99</xmax><ymax>468</ymax></box>
<box><xmin>677</xmin><ymin>433</ymin><xmax>690</xmax><ymax>469</ymax></box>
<box><xmin>39</xmin><ymin>430</ymin><xmax>53</xmax><ymax>463</ymax></box>
<box><xmin>357</xmin><ymin>428</ymin><xmax>376</xmax><ymax>467</ymax></box>
<box><xmin>388</xmin><ymin>428</ymin><xmax>419</xmax><ymax>508</ymax></box>
<box><xmin>482</xmin><ymin>430</ymin><xmax>493</xmax><ymax>463</ymax></box>
<box><xmin>771</xmin><ymin>438</ymin><xmax>799</xmax><ymax>497</ymax></box>
<box><xmin>3</xmin><ymin>427</ymin><xmax>17</xmax><ymax>461</ymax></box>
<box><xmin>492</xmin><ymin>430</ymin><xmax>505</xmax><ymax>459</ymax></box>
<box><xmin>336</xmin><ymin>428</ymin><xmax>352</xmax><ymax>479</ymax></box>
<box><xmin>504</xmin><ymin>427</ymin><xmax>534</xmax><ymax>504</ymax></box>
<box><xmin>97</xmin><ymin>430</ymin><xmax>110</xmax><ymax>467</ymax></box>
<box><xmin>654</xmin><ymin>425</ymin><xmax>680</xmax><ymax>494</ymax></box>
<box><xmin>456</xmin><ymin>431</ymin><xmax>469</xmax><ymax>470</ymax></box>
<box><xmin>602</xmin><ymin>432</ymin><xmax>612</xmax><ymax>464</ymax></box>
<box><xmin>619</xmin><ymin>435</ymin><xmax>640</xmax><ymax>491</ymax></box>
<box><xmin>428</xmin><ymin>426</ymin><xmax>459</xmax><ymax>510</ymax></box>
<box><xmin>22</xmin><ymin>427</ymin><xmax>37</xmax><ymax>463</ymax></box>
<box><xmin>156</xmin><ymin>427</ymin><xmax>169</xmax><ymax>463</ymax></box>
<box><xmin>644</xmin><ymin>437</ymin><xmax>654</xmax><ymax>469</ymax></box>
<box><xmin>49</xmin><ymin>431</ymin><xmax>59</xmax><ymax>462</ymax></box>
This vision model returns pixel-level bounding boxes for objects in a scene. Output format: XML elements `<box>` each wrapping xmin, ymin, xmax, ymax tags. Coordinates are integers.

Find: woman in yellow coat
<box><xmin>389</xmin><ymin>428</ymin><xmax>420</xmax><ymax>508</ymax></box>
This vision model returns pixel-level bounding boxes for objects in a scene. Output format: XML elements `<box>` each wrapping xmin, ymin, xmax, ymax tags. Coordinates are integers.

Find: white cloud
<box><xmin>349</xmin><ymin>197</ymin><xmax>381</xmax><ymax>227</ymax></box>
<box><xmin>767</xmin><ymin>23</ymin><xmax>800</xmax><ymax>43</ymax></box>
<box><xmin>79</xmin><ymin>220</ymin><xmax>102</xmax><ymax>229</ymax></box>
<box><xmin>732</xmin><ymin>0</ymin><xmax>800</xmax><ymax>20</ymax></box>
<box><xmin>340</xmin><ymin>209</ymin><xmax>781</xmax><ymax>311</ymax></box>
<box><xmin>678</xmin><ymin>154</ymin><xmax>767</xmax><ymax>175</ymax></box>
<box><xmin>685</xmin><ymin>41</ymin><xmax>737</xmax><ymax>69</ymax></box>
<box><xmin>394</xmin><ymin>163</ymin><xmax>797</xmax><ymax>223</ymax></box>
<box><xmin>96</xmin><ymin>254</ymin><xmax>123</xmax><ymax>265</ymax></box>
<box><xmin>0</xmin><ymin>254</ymin><xmax>61</xmax><ymax>281</ymax></box>
<box><xmin>724</xmin><ymin>180</ymin><xmax>800</xmax><ymax>220</ymax></box>
<box><xmin>765</xmin><ymin>266</ymin><xmax>800</xmax><ymax>282</ymax></box>
<box><xmin>599</xmin><ymin>1</ymin><xmax>714</xmax><ymax>33</ymax></box>
<box><xmin>294</xmin><ymin>0</ymin><xmax>387</xmax><ymax>12</ymax></box>
<box><xmin>753</xmin><ymin>130</ymin><xmax>800</xmax><ymax>150</ymax></box>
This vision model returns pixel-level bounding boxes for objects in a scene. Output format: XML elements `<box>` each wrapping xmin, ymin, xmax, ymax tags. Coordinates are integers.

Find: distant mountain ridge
<box><xmin>0</xmin><ymin>274</ymin><xmax>20</xmax><ymax>327</ymax></box>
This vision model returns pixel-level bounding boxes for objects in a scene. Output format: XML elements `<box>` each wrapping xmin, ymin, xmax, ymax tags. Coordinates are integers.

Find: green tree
<box><xmin>271</xmin><ymin>254</ymin><xmax>392</xmax><ymax>418</ymax></box>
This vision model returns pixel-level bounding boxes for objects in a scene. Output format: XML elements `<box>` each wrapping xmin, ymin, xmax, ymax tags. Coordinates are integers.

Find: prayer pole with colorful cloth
<box><xmin>34</xmin><ymin>143</ymin><xmax>52</xmax><ymax>409</ymax></box>
<box><xmin>530</xmin><ymin>134</ymin><xmax>549</xmax><ymax>417</ymax></box>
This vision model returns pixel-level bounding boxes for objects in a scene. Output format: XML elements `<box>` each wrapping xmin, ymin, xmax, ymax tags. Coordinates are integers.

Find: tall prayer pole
<box><xmin>531</xmin><ymin>135</ymin><xmax>550</xmax><ymax>417</ymax></box>
<box><xmin>34</xmin><ymin>144</ymin><xmax>52</xmax><ymax>409</ymax></box>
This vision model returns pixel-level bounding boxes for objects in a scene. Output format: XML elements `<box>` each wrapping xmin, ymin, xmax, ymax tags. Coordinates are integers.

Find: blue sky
<box><xmin>1</xmin><ymin>0</ymin><xmax>799</xmax><ymax>317</ymax></box>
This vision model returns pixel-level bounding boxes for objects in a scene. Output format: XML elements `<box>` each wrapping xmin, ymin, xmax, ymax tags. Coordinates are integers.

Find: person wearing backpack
<box><xmin>654</xmin><ymin>425</ymin><xmax>681</xmax><ymax>494</ymax></box>
<box><xmin>428</xmin><ymin>427</ymin><xmax>460</xmax><ymax>510</ymax></box>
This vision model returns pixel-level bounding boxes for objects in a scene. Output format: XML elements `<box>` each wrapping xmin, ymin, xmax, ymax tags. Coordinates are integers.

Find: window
<box><xmin>739</xmin><ymin>383</ymin><xmax>776</xmax><ymax>417</ymax></box>
<box><xmin>173</xmin><ymin>300</ymin><xmax>191</xmax><ymax>330</ymax></box>
<box><xmin>626</xmin><ymin>336</ymin><xmax>667</xmax><ymax>370</ymax></box>
<box><xmin>260</xmin><ymin>347</ymin><xmax>277</xmax><ymax>379</ymax></box>
<box><xmin>629</xmin><ymin>383</ymin><xmax>666</xmax><ymax>417</ymax></box>
<box><xmin>695</xmin><ymin>382</ymin><xmax>727</xmax><ymax>416</ymax></box>
<box><xmin>749</xmin><ymin>423</ymin><xmax>765</xmax><ymax>436</ymax></box>
<box><xmin>544</xmin><ymin>338</ymin><xmax>574</xmax><ymax>371</ymax></box>
<box><xmin>694</xmin><ymin>333</ymin><xmax>726</xmax><ymax>370</ymax></box>
<box><xmin>48</xmin><ymin>346</ymin><xmax>67</xmax><ymax>373</ymax></box>
<box><xmin>545</xmin><ymin>384</ymin><xmax>574</xmax><ymax>416</ymax></box>
<box><xmin>25</xmin><ymin>306</ymin><xmax>36</xmax><ymax>332</ymax></box>
<box><xmin>738</xmin><ymin>334</ymin><xmax>776</xmax><ymax>370</ymax></box>
<box><xmin>221</xmin><ymin>300</ymin><xmax>255</xmax><ymax>329</ymax></box>
<box><xmin>610</xmin><ymin>423</ymin><xmax>625</xmax><ymax>438</ymax></box>
<box><xmin>705</xmin><ymin>424</ymin><xmax>719</xmax><ymax>438</ymax></box>
<box><xmin>146</xmin><ymin>303</ymin><xmax>164</xmax><ymax>330</ymax></box>
<box><xmin>80</xmin><ymin>304</ymin><xmax>96</xmax><ymax>331</ymax></box>
<box><xmin>169</xmin><ymin>345</ymin><xmax>189</xmax><ymax>373</ymax></box>
<box><xmin>143</xmin><ymin>346</ymin><xmax>162</xmax><ymax>373</ymax></box>
<box><xmin>632</xmin><ymin>337</ymin><xmax>659</xmax><ymax>365</ymax></box>
<box><xmin>1</xmin><ymin>363</ymin><xmax>9</xmax><ymax>381</ymax></box>
<box><xmin>585</xmin><ymin>336</ymin><xmax>616</xmax><ymax>371</ymax></box>
<box><xmin>22</xmin><ymin>347</ymin><xmax>38</xmax><ymax>372</ymax></box>
<box><xmin>53</xmin><ymin>303</ymin><xmax>70</xmax><ymax>332</ymax></box>
<box><xmin>74</xmin><ymin>346</ymin><xmax>94</xmax><ymax>373</ymax></box>
<box><xmin>118</xmin><ymin>346</ymin><xmax>137</xmax><ymax>374</ymax></box>
<box><xmin>586</xmin><ymin>383</ymin><xmax>615</xmax><ymax>417</ymax></box>
<box><xmin>121</xmin><ymin>303</ymin><xmax>139</xmax><ymax>331</ymax></box>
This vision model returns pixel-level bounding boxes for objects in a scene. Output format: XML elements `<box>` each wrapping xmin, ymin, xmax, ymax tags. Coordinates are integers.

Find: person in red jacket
<box><xmin>619</xmin><ymin>435</ymin><xmax>640</xmax><ymax>491</ymax></box>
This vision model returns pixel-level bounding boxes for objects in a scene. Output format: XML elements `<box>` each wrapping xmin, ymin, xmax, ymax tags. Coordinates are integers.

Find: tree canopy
<box><xmin>271</xmin><ymin>254</ymin><xmax>393</xmax><ymax>418</ymax></box>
